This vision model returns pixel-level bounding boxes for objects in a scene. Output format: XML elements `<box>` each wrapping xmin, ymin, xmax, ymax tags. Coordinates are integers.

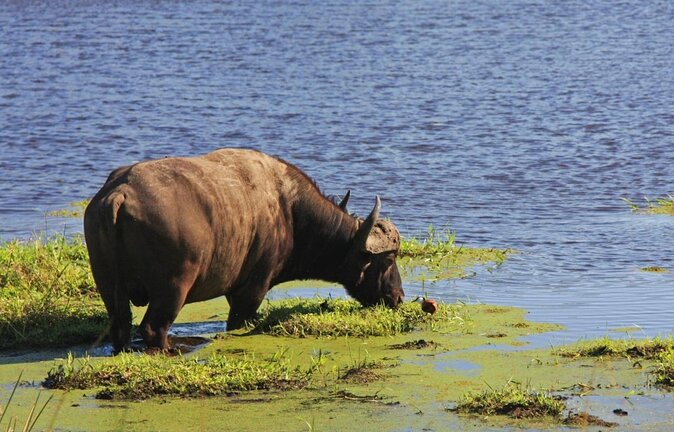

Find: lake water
<box><xmin>1</xmin><ymin>0</ymin><xmax>673</xmax><ymax>343</ymax></box>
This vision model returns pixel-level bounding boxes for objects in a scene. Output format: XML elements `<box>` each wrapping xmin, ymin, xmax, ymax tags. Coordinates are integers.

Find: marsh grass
<box><xmin>0</xmin><ymin>235</ymin><xmax>107</xmax><ymax>350</ymax></box>
<box><xmin>399</xmin><ymin>226</ymin><xmax>510</xmax><ymax>281</ymax></box>
<box><xmin>555</xmin><ymin>337</ymin><xmax>674</xmax><ymax>360</ymax></box>
<box><xmin>453</xmin><ymin>381</ymin><xmax>565</xmax><ymax>419</ymax></box>
<box><xmin>652</xmin><ymin>348</ymin><xmax>674</xmax><ymax>386</ymax></box>
<box><xmin>44</xmin><ymin>351</ymin><xmax>311</xmax><ymax>400</ymax></box>
<box><xmin>254</xmin><ymin>297</ymin><xmax>469</xmax><ymax>338</ymax></box>
<box><xmin>623</xmin><ymin>195</ymin><xmax>674</xmax><ymax>216</ymax></box>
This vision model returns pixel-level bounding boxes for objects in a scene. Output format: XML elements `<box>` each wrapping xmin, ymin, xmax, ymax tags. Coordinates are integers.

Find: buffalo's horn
<box><xmin>338</xmin><ymin>190</ymin><xmax>351</xmax><ymax>211</ymax></box>
<box><xmin>355</xmin><ymin>196</ymin><xmax>381</xmax><ymax>251</ymax></box>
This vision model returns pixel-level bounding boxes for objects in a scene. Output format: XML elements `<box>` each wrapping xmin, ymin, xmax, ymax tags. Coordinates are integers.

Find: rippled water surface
<box><xmin>1</xmin><ymin>0</ymin><xmax>673</xmax><ymax>341</ymax></box>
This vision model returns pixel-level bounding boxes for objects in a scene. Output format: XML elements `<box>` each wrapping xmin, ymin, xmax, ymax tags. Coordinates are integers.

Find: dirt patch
<box><xmin>388</xmin><ymin>339</ymin><xmax>439</xmax><ymax>350</ymax></box>
<box><xmin>339</xmin><ymin>367</ymin><xmax>382</xmax><ymax>383</ymax></box>
<box><xmin>564</xmin><ymin>411</ymin><xmax>618</xmax><ymax>427</ymax></box>
<box><xmin>486</xmin><ymin>333</ymin><xmax>507</xmax><ymax>338</ymax></box>
<box><xmin>333</xmin><ymin>390</ymin><xmax>400</xmax><ymax>406</ymax></box>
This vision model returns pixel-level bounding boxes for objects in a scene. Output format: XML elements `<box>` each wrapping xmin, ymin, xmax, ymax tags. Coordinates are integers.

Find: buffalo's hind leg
<box><xmin>226</xmin><ymin>290</ymin><xmax>267</xmax><ymax>331</ymax></box>
<box><xmin>139</xmin><ymin>262</ymin><xmax>199</xmax><ymax>351</ymax></box>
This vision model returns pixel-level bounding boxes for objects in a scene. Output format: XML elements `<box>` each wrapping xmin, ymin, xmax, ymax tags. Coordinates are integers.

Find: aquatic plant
<box><xmin>254</xmin><ymin>297</ymin><xmax>469</xmax><ymax>338</ymax></box>
<box><xmin>399</xmin><ymin>226</ymin><xmax>510</xmax><ymax>281</ymax></box>
<box><xmin>44</xmin><ymin>351</ymin><xmax>311</xmax><ymax>400</ymax></box>
<box><xmin>46</xmin><ymin>200</ymin><xmax>90</xmax><ymax>218</ymax></box>
<box><xmin>641</xmin><ymin>266</ymin><xmax>669</xmax><ymax>273</ymax></box>
<box><xmin>453</xmin><ymin>380</ymin><xmax>564</xmax><ymax>419</ymax></box>
<box><xmin>623</xmin><ymin>195</ymin><xmax>674</xmax><ymax>216</ymax></box>
<box><xmin>555</xmin><ymin>336</ymin><xmax>674</xmax><ymax>360</ymax></box>
<box><xmin>652</xmin><ymin>348</ymin><xmax>674</xmax><ymax>387</ymax></box>
<box><xmin>0</xmin><ymin>235</ymin><xmax>106</xmax><ymax>350</ymax></box>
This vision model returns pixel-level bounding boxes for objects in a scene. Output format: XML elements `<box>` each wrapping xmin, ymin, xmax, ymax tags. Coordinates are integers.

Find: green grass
<box><xmin>0</xmin><ymin>235</ymin><xmax>107</xmax><ymax>350</ymax></box>
<box><xmin>44</xmin><ymin>351</ymin><xmax>311</xmax><ymax>400</ymax></box>
<box><xmin>254</xmin><ymin>297</ymin><xmax>470</xmax><ymax>338</ymax></box>
<box><xmin>399</xmin><ymin>226</ymin><xmax>510</xmax><ymax>281</ymax></box>
<box><xmin>623</xmin><ymin>195</ymin><xmax>674</xmax><ymax>216</ymax></box>
<box><xmin>652</xmin><ymin>348</ymin><xmax>674</xmax><ymax>387</ymax></box>
<box><xmin>0</xmin><ymin>224</ymin><xmax>503</xmax><ymax>350</ymax></box>
<box><xmin>554</xmin><ymin>336</ymin><xmax>674</xmax><ymax>360</ymax></box>
<box><xmin>453</xmin><ymin>381</ymin><xmax>565</xmax><ymax>419</ymax></box>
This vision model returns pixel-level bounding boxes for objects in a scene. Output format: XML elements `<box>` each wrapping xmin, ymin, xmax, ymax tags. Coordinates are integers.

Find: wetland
<box><xmin>2</xmin><ymin>0</ymin><xmax>674</xmax><ymax>430</ymax></box>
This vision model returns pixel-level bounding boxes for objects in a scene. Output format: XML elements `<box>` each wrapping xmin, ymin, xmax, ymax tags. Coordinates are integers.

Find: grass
<box><xmin>254</xmin><ymin>297</ymin><xmax>470</xmax><ymax>338</ymax></box>
<box><xmin>554</xmin><ymin>336</ymin><xmax>674</xmax><ymax>360</ymax></box>
<box><xmin>652</xmin><ymin>348</ymin><xmax>674</xmax><ymax>387</ymax></box>
<box><xmin>623</xmin><ymin>195</ymin><xmax>674</xmax><ymax>216</ymax></box>
<box><xmin>399</xmin><ymin>226</ymin><xmax>510</xmax><ymax>281</ymax></box>
<box><xmin>453</xmin><ymin>380</ymin><xmax>565</xmax><ymax>419</ymax></box>
<box><xmin>44</xmin><ymin>351</ymin><xmax>312</xmax><ymax>400</ymax></box>
<box><xmin>0</xmin><ymin>223</ymin><xmax>502</xmax><ymax>350</ymax></box>
<box><xmin>557</xmin><ymin>337</ymin><xmax>674</xmax><ymax>390</ymax></box>
<box><xmin>0</xmin><ymin>235</ymin><xmax>107</xmax><ymax>350</ymax></box>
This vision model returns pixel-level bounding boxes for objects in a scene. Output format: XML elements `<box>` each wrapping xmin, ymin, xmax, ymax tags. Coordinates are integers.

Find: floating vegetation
<box><xmin>44</xmin><ymin>351</ymin><xmax>311</xmax><ymax>400</ymax></box>
<box><xmin>399</xmin><ymin>226</ymin><xmax>510</xmax><ymax>281</ymax></box>
<box><xmin>0</xmin><ymin>235</ymin><xmax>106</xmax><ymax>350</ymax></box>
<box><xmin>641</xmin><ymin>266</ymin><xmax>669</xmax><ymax>273</ymax></box>
<box><xmin>623</xmin><ymin>195</ymin><xmax>674</xmax><ymax>216</ymax></box>
<box><xmin>555</xmin><ymin>337</ymin><xmax>674</xmax><ymax>360</ymax></box>
<box><xmin>388</xmin><ymin>339</ymin><xmax>440</xmax><ymax>350</ymax></box>
<box><xmin>254</xmin><ymin>297</ymin><xmax>469</xmax><ymax>338</ymax></box>
<box><xmin>452</xmin><ymin>381</ymin><xmax>564</xmax><ymax>419</ymax></box>
<box><xmin>563</xmin><ymin>411</ymin><xmax>618</xmax><ymax>427</ymax></box>
<box><xmin>46</xmin><ymin>200</ymin><xmax>90</xmax><ymax>218</ymax></box>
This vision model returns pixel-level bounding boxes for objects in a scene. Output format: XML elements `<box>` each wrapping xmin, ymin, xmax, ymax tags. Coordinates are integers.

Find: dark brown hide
<box><xmin>84</xmin><ymin>149</ymin><xmax>404</xmax><ymax>352</ymax></box>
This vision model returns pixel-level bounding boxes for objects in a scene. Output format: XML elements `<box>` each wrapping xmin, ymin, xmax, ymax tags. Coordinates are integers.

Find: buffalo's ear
<box><xmin>338</xmin><ymin>190</ymin><xmax>351</xmax><ymax>212</ymax></box>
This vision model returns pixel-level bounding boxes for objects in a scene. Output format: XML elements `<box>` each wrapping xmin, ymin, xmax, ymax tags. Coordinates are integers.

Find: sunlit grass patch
<box><xmin>555</xmin><ymin>337</ymin><xmax>674</xmax><ymax>360</ymax></box>
<box><xmin>44</xmin><ymin>351</ymin><xmax>311</xmax><ymax>400</ymax></box>
<box><xmin>623</xmin><ymin>195</ymin><xmax>674</xmax><ymax>216</ymax></box>
<box><xmin>254</xmin><ymin>298</ymin><xmax>470</xmax><ymax>338</ymax></box>
<box><xmin>399</xmin><ymin>226</ymin><xmax>510</xmax><ymax>281</ymax></box>
<box><xmin>652</xmin><ymin>349</ymin><xmax>674</xmax><ymax>387</ymax></box>
<box><xmin>453</xmin><ymin>381</ymin><xmax>564</xmax><ymax>419</ymax></box>
<box><xmin>0</xmin><ymin>235</ymin><xmax>106</xmax><ymax>350</ymax></box>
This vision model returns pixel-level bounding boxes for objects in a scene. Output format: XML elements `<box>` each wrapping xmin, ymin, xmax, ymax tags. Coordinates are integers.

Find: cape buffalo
<box><xmin>84</xmin><ymin>148</ymin><xmax>404</xmax><ymax>352</ymax></box>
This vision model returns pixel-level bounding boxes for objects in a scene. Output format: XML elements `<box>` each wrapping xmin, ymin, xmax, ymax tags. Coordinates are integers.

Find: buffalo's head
<box><xmin>341</xmin><ymin>196</ymin><xmax>404</xmax><ymax>308</ymax></box>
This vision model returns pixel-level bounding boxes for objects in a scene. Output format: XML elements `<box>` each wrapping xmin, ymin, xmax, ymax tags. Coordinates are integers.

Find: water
<box><xmin>1</xmin><ymin>0</ymin><xmax>673</xmax><ymax>343</ymax></box>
